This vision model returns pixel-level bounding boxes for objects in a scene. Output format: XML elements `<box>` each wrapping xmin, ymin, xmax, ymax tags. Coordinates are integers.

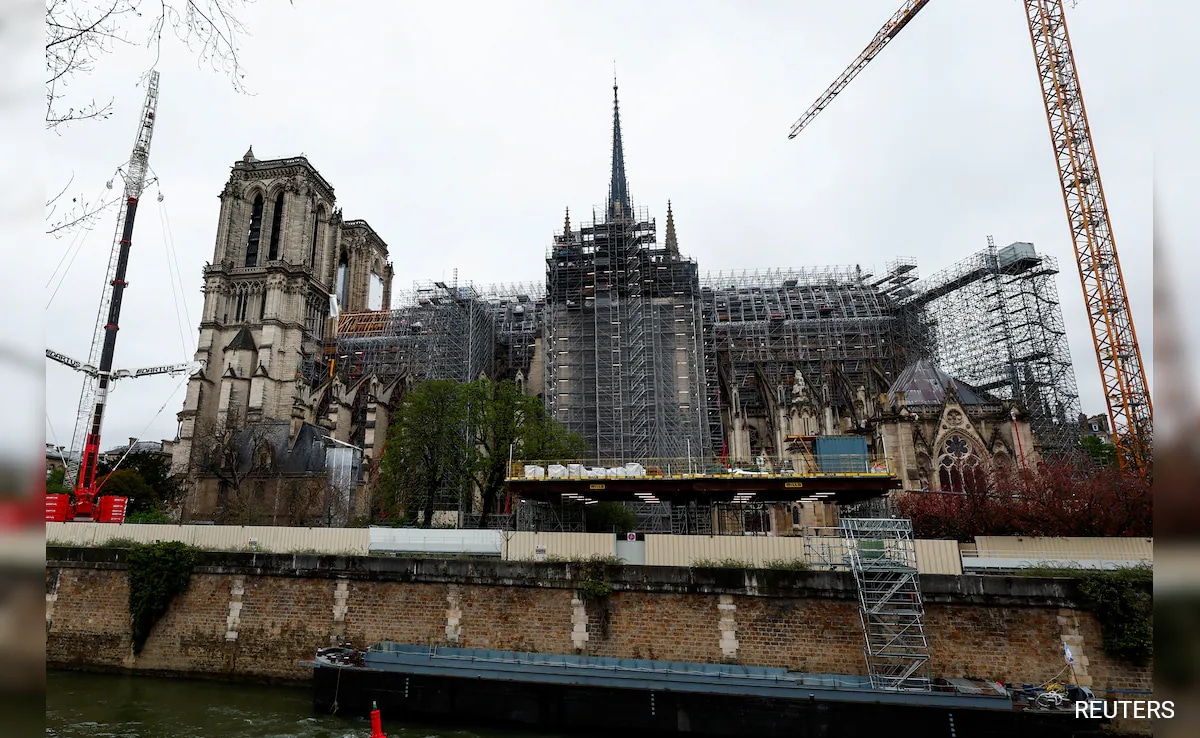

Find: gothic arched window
<box><xmin>336</xmin><ymin>251</ymin><xmax>350</xmax><ymax>308</ymax></box>
<box><xmin>309</xmin><ymin>210</ymin><xmax>322</xmax><ymax>267</ymax></box>
<box><xmin>791</xmin><ymin>505</ymin><xmax>801</xmax><ymax>527</ymax></box>
<box><xmin>245</xmin><ymin>194</ymin><xmax>264</xmax><ymax>267</ymax></box>
<box><xmin>937</xmin><ymin>434</ymin><xmax>986</xmax><ymax>493</ymax></box>
<box><xmin>267</xmin><ymin>191</ymin><xmax>285</xmax><ymax>261</ymax></box>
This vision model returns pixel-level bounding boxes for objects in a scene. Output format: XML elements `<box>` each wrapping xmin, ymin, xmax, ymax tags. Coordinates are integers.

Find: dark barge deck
<box><xmin>306</xmin><ymin>643</ymin><xmax>1104</xmax><ymax>737</ymax></box>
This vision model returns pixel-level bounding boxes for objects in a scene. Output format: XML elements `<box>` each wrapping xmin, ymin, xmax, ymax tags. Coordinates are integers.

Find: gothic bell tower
<box><xmin>171</xmin><ymin>148</ymin><xmax>392</xmax><ymax>475</ymax></box>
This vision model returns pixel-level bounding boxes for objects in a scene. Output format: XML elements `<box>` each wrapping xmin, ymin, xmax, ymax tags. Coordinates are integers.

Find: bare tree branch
<box><xmin>45</xmin><ymin>171</ymin><xmax>119</xmax><ymax>238</ymax></box>
<box><xmin>45</xmin><ymin>1</ymin><xmax>262</xmax><ymax>240</ymax></box>
<box><xmin>46</xmin><ymin>0</ymin><xmax>256</xmax><ymax>131</ymax></box>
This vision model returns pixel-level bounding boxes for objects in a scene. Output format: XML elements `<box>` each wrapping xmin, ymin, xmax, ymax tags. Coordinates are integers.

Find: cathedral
<box><xmin>170</xmin><ymin>148</ymin><xmax>397</xmax><ymax>522</ymax></box>
<box><xmin>169</xmin><ymin>85</ymin><xmax>1068</xmax><ymax>528</ymax></box>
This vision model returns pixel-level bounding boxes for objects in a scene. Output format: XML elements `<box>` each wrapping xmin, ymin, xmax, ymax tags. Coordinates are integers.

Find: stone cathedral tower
<box><xmin>171</xmin><ymin>149</ymin><xmax>393</xmax><ymax>476</ymax></box>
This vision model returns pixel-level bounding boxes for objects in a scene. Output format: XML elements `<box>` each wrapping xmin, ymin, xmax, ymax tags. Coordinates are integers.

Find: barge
<box><xmin>304</xmin><ymin>642</ymin><xmax>1106</xmax><ymax>737</ymax></box>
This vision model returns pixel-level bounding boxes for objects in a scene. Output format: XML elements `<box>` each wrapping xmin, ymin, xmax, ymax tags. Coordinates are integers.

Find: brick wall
<box><xmin>45</xmin><ymin>548</ymin><xmax>1152</xmax><ymax>696</ymax></box>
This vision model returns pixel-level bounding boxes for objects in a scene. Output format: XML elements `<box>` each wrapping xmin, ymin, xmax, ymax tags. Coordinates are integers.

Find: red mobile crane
<box><xmin>46</xmin><ymin>72</ymin><xmax>201</xmax><ymax>522</ymax></box>
<box><xmin>787</xmin><ymin>0</ymin><xmax>1152</xmax><ymax>474</ymax></box>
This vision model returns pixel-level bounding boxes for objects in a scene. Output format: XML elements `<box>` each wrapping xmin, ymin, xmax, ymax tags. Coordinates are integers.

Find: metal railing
<box><xmin>508</xmin><ymin>454</ymin><xmax>894</xmax><ymax>481</ymax></box>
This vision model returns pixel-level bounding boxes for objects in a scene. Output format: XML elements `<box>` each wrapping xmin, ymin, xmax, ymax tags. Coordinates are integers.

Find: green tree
<box><xmin>584</xmin><ymin>502</ymin><xmax>637</xmax><ymax>534</ymax></box>
<box><xmin>377</xmin><ymin>380</ymin><xmax>470</xmax><ymax>528</ymax></box>
<box><xmin>97</xmin><ymin>469</ymin><xmax>158</xmax><ymax>515</ymax></box>
<box><xmin>46</xmin><ymin>467</ymin><xmax>73</xmax><ymax>497</ymax></box>
<box><xmin>464</xmin><ymin>378</ymin><xmax>588</xmax><ymax>526</ymax></box>
<box><xmin>99</xmin><ymin>451</ymin><xmax>184</xmax><ymax>514</ymax></box>
<box><xmin>1080</xmin><ymin>434</ymin><xmax>1118</xmax><ymax>467</ymax></box>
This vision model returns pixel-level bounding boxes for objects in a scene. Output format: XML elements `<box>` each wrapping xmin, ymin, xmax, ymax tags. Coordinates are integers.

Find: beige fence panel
<box><xmin>914</xmin><ymin>539</ymin><xmax>962</xmax><ymax>575</ymax></box>
<box><xmin>46</xmin><ymin>523</ymin><xmax>369</xmax><ymax>555</ymax></box>
<box><xmin>973</xmin><ymin>536</ymin><xmax>1152</xmax><ymax>562</ymax></box>
<box><xmin>504</xmin><ymin>532</ymin><xmax>616</xmax><ymax>561</ymax></box>
<box><xmin>244</xmin><ymin>526</ymin><xmax>368</xmax><ymax>555</ymax></box>
<box><xmin>645</xmin><ymin>535</ymin><xmax>810</xmax><ymax>568</ymax></box>
<box><xmin>47</xmin><ymin>522</ymin><xmax>197</xmax><ymax>547</ymax></box>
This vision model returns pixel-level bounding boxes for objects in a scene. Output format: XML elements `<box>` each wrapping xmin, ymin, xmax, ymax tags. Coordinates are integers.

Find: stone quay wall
<box><xmin>45</xmin><ymin>546</ymin><xmax>1152</xmax><ymax>697</ymax></box>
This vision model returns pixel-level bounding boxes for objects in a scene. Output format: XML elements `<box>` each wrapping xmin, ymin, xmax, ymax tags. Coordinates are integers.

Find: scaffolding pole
<box><xmin>544</xmin><ymin>204</ymin><xmax>708</xmax><ymax>467</ymax></box>
<box><xmin>900</xmin><ymin>240</ymin><xmax>1082</xmax><ymax>457</ymax></box>
<box><xmin>698</xmin><ymin>262</ymin><xmax>922</xmax><ymax>458</ymax></box>
<box><xmin>839</xmin><ymin>517</ymin><xmax>931</xmax><ymax>692</ymax></box>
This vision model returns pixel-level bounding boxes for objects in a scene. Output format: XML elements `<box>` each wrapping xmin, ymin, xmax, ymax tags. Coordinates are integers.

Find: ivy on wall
<box><xmin>572</xmin><ymin>556</ymin><xmax>614</xmax><ymax>601</ymax></box>
<box><xmin>125</xmin><ymin>542</ymin><xmax>200</xmax><ymax>654</ymax></box>
<box><xmin>1022</xmin><ymin>565</ymin><xmax>1153</xmax><ymax>664</ymax></box>
<box><xmin>1075</xmin><ymin>566</ymin><xmax>1153</xmax><ymax>665</ymax></box>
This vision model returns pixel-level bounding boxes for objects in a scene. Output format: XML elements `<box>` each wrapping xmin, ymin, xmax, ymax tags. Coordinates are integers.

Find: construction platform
<box><xmin>506</xmin><ymin>458</ymin><xmax>900</xmax><ymax>506</ymax></box>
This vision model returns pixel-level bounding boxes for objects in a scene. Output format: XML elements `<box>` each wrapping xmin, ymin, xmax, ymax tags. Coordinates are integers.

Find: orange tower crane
<box><xmin>788</xmin><ymin>0</ymin><xmax>1152</xmax><ymax>473</ymax></box>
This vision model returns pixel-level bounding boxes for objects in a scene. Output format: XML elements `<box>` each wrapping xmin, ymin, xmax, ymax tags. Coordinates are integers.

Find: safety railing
<box><xmin>508</xmin><ymin>455</ymin><xmax>894</xmax><ymax>481</ymax></box>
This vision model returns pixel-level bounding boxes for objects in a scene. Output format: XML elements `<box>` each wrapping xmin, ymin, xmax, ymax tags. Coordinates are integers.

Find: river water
<box><xmin>47</xmin><ymin>671</ymin><xmax>563</xmax><ymax>738</ymax></box>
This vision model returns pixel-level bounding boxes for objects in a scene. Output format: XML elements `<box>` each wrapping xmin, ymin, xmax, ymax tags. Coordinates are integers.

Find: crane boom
<box><xmin>1022</xmin><ymin>0</ymin><xmax>1151</xmax><ymax>471</ymax></box>
<box><xmin>788</xmin><ymin>0</ymin><xmax>931</xmax><ymax>139</ymax></box>
<box><xmin>787</xmin><ymin>1</ymin><xmax>1152</xmax><ymax>473</ymax></box>
<box><xmin>48</xmin><ymin>348</ymin><xmax>201</xmax><ymax>381</ymax></box>
<box><xmin>65</xmin><ymin>72</ymin><xmax>161</xmax><ymax>516</ymax></box>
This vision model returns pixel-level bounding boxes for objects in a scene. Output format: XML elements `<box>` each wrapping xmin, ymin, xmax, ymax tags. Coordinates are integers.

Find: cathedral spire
<box><xmin>608</xmin><ymin>74</ymin><xmax>630</xmax><ymax>220</ymax></box>
<box><xmin>562</xmin><ymin>207</ymin><xmax>572</xmax><ymax>239</ymax></box>
<box><xmin>664</xmin><ymin>200</ymin><xmax>679</xmax><ymax>256</ymax></box>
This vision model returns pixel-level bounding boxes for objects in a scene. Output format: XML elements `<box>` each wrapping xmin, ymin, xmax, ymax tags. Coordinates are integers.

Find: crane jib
<box><xmin>785</xmin><ymin>0</ymin><xmax>1151</xmax><ymax>473</ymax></box>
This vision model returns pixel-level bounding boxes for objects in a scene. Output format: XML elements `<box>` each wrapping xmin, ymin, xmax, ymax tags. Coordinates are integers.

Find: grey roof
<box><xmin>102</xmin><ymin>440</ymin><xmax>164</xmax><ymax>455</ymax></box>
<box><xmin>229</xmin><ymin>420</ymin><xmax>332</xmax><ymax>475</ymax></box>
<box><xmin>887</xmin><ymin>359</ymin><xmax>998</xmax><ymax>407</ymax></box>
<box><xmin>225</xmin><ymin>327</ymin><xmax>257</xmax><ymax>352</ymax></box>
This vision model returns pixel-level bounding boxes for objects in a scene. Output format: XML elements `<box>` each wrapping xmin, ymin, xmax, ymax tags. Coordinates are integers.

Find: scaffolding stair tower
<box><xmin>839</xmin><ymin>517</ymin><xmax>931</xmax><ymax>692</ymax></box>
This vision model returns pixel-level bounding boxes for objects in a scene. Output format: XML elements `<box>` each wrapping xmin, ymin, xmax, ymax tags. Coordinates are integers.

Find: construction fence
<box><xmin>47</xmin><ymin>524</ymin><xmax>1151</xmax><ymax>576</ymax></box>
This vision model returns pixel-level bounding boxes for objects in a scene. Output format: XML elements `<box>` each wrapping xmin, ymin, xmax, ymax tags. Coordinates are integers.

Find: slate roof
<box><xmin>225</xmin><ymin>327</ymin><xmax>257</xmax><ymax>352</ymax></box>
<box><xmin>102</xmin><ymin>440</ymin><xmax>164</xmax><ymax>456</ymax></box>
<box><xmin>886</xmin><ymin>359</ymin><xmax>999</xmax><ymax>408</ymax></box>
<box><xmin>229</xmin><ymin>420</ymin><xmax>331</xmax><ymax>475</ymax></box>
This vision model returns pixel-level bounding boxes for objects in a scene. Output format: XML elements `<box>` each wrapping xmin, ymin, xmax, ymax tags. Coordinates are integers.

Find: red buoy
<box><xmin>370</xmin><ymin>701</ymin><xmax>386</xmax><ymax>738</ymax></box>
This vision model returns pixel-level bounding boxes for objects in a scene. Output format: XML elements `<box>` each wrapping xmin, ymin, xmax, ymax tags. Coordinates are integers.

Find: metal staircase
<box><xmin>839</xmin><ymin>517</ymin><xmax>931</xmax><ymax>691</ymax></box>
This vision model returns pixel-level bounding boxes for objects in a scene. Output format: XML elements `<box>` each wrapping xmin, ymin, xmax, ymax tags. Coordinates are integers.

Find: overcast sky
<box><xmin>41</xmin><ymin>0</ymin><xmax>1159</xmax><ymax>458</ymax></box>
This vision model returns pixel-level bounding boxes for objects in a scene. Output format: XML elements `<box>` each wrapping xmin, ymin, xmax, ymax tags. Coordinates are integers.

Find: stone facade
<box><xmin>872</xmin><ymin>359</ymin><xmax>1040</xmax><ymax>492</ymax></box>
<box><xmin>170</xmin><ymin>150</ymin><xmax>396</xmax><ymax>514</ymax></box>
<box><xmin>46</xmin><ymin>548</ymin><xmax>1152</xmax><ymax>699</ymax></box>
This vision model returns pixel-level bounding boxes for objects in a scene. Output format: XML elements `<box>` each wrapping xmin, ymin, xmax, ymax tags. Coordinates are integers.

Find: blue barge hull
<box><xmin>308</xmin><ymin>643</ymin><xmax>1104</xmax><ymax>737</ymax></box>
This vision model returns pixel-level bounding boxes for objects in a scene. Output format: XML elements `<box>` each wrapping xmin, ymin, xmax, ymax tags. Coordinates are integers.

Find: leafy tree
<box><xmin>99</xmin><ymin>451</ymin><xmax>184</xmax><ymax>513</ymax></box>
<box><xmin>1080</xmin><ymin>434</ymin><xmax>1118</xmax><ymax>467</ymax></box>
<box><xmin>96</xmin><ymin>469</ymin><xmax>158</xmax><ymax>515</ymax></box>
<box><xmin>377</xmin><ymin>380</ymin><xmax>470</xmax><ymax>528</ymax></box>
<box><xmin>377</xmin><ymin>378</ymin><xmax>587</xmax><ymax>527</ymax></box>
<box><xmin>46</xmin><ymin>467</ymin><xmax>73</xmax><ymax>497</ymax></box>
<box><xmin>584</xmin><ymin>502</ymin><xmax>637</xmax><ymax>535</ymax></box>
<box><xmin>465</xmin><ymin>378</ymin><xmax>588</xmax><ymax>526</ymax></box>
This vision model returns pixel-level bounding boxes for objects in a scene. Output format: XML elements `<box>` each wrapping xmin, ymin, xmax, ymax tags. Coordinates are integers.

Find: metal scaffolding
<box><xmin>480</xmin><ymin>282</ymin><xmax>544</xmax><ymax>384</ymax></box>
<box><xmin>333</xmin><ymin>280</ymin><xmax>495</xmax><ymax>382</ymax></box>
<box><xmin>543</xmin><ymin>205</ymin><xmax>708</xmax><ymax>463</ymax></box>
<box><xmin>901</xmin><ymin>240</ymin><xmax>1082</xmax><ymax>457</ymax></box>
<box><xmin>699</xmin><ymin>262</ymin><xmax>923</xmax><ymax>457</ymax></box>
<box><xmin>839</xmin><ymin>517</ymin><xmax>931</xmax><ymax>692</ymax></box>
